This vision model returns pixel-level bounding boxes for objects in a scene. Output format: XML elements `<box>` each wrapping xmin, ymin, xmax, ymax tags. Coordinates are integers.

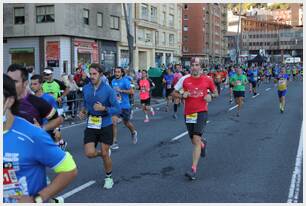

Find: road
<box><xmin>49</xmin><ymin>79</ymin><xmax>303</xmax><ymax>203</ymax></box>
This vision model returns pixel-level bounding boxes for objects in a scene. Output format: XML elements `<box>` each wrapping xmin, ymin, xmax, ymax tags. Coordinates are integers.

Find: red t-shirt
<box><xmin>182</xmin><ymin>75</ymin><xmax>216</xmax><ymax>115</ymax></box>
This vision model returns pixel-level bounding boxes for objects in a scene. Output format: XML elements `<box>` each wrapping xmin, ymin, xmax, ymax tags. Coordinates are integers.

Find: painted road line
<box><xmin>61</xmin><ymin>101</ymin><xmax>167</xmax><ymax>130</ymax></box>
<box><xmin>228</xmin><ymin>105</ymin><xmax>238</xmax><ymax>111</ymax></box>
<box><xmin>170</xmin><ymin>121</ymin><xmax>210</xmax><ymax>142</ymax></box>
<box><xmin>252</xmin><ymin>93</ymin><xmax>260</xmax><ymax>98</ymax></box>
<box><xmin>265</xmin><ymin>88</ymin><xmax>271</xmax><ymax>91</ymax></box>
<box><xmin>60</xmin><ymin>180</ymin><xmax>96</xmax><ymax>200</ymax></box>
<box><xmin>170</xmin><ymin>131</ymin><xmax>188</xmax><ymax>142</ymax></box>
<box><xmin>287</xmin><ymin>122</ymin><xmax>303</xmax><ymax>203</ymax></box>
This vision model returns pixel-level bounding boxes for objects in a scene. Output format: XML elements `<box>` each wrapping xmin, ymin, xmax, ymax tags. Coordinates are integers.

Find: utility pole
<box><xmin>236</xmin><ymin>3</ymin><xmax>242</xmax><ymax>64</ymax></box>
<box><xmin>123</xmin><ymin>3</ymin><xmax>134</xmax><ymax>74</ymax></box>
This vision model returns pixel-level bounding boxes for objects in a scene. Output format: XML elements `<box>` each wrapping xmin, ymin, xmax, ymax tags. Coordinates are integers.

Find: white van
<box><xmin>284</xmin><ymin>57</ymin><xmax>301</xmax><ymax>64</ymax></box>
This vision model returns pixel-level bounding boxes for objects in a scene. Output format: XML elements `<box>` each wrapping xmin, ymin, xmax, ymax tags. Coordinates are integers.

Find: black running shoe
<box><xmin>185</xmin><ymin>170</ymin><xmax>196</xmax><ymax>180</ymax></box>
<box><xmin>201</xmin><ymin>139</ymin><xmax>207</xmax><ymax>157</ymax></box>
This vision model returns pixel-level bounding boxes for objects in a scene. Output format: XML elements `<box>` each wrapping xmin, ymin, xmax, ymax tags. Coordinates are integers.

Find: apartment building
<box><xmin>118</xmin><ymin>3</ymin><xmax>182</xmax><ymax>70</ymax></box>
<box><xmin>182</xmin><ymin>3</ymin><xmax>228</xmax><ymax>66</ymax></box>
<box><xmin>3</xmin><ymin>3</ymin><xmax>121</xmax><ymax>76</ymax></box>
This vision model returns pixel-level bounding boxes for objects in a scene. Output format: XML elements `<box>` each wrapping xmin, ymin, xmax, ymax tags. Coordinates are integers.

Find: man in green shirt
<box><xmin>230</xmin><ymin>67</ymin><xmax>249</xmax><ymax>117</ymax></box>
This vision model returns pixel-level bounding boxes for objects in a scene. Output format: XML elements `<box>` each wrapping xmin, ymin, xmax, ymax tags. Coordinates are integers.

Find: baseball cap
<box><xmin>43</xmin><ymin>68</ymin><xmax>53</xmax><ymax>74</ymax></box>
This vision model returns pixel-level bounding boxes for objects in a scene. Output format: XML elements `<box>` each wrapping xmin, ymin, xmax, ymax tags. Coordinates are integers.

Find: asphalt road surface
<box><xmin>49</xmin><ymin>79</ymin><xmax>303</xmax><ymax>203</ymax></box>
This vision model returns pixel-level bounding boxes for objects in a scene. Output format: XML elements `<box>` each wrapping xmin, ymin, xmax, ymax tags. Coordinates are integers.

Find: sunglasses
<box><xmin>44</xmin><ymin>73</ymin><xmax>52</xmax><ymax>76</ymax></box>
<box><xmin>192</xmin><ymin>63</ymin><xmax>200</xmax><ymax>66</ymax></box>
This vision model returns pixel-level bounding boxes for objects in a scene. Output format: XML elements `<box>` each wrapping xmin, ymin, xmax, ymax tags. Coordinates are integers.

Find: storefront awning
<box><xmin>9</xmin><ymin>48</ymin><xmax>34</xmax><ymax>54</ymax></box>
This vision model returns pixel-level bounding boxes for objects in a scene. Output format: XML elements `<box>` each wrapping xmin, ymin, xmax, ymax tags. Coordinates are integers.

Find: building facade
<box><xmin>241</xmin><ymin>28</ymin><xmax>303</xmax><ymax>63</ymax></box>
<box><xmin>182</xmin><ymin>3</ymin><xmax>228</xmax><ymax>66</ymax></box>
<box><xmin>3</xmin><ymin>3</ymin><xmax>121</xmax><ymax>77</ymax></box>
<box><xmin>118</xmin><ymin>3</ymin><xmax>182</xmax><ymax>70</ymax></box>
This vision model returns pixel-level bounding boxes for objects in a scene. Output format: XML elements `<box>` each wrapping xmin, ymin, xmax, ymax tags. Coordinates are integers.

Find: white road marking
<box><xmin>59</xmin><ymin>180</ymin><xmax>96</xmax><ymax>199</ymax></box>
<box><xmin>170</xmin><ymin>121</ymin><xmax>210</xmax><ymax>142</ymax></box>
<box><xmin>252</xmin><ymin>93</ymin><xmax>260</xmax><ymax>98</ymax></box>
<box><xmin>287</xmin><ymin>122</ymin><xmax>303</xmax><ymax>203</ymax></box>
<box><xmin>265</xmin><ymin>87</ymin><xmax>271</xmax><ymax>91</ymax></box>
<box><xmin>228</xmin><ymin>105</ymin><xmax>238</xmax><ymax>111</ymax></box>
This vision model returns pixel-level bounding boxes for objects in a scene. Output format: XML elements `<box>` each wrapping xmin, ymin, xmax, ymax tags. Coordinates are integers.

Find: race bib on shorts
<box><xmin>87</xmin><ymin>115</ymin><xmax>102</xmax><ymax>129</ymax></box>
<box><xmin>3</xmin><ymin>162</ymin><xmax>23</xmax><ymax>203</ymax></box>
<box><xmin>278</xmin><ymin>79</ymin><xmax>287</xmax><ymax>91</ymax></box>
<box><xmin>186</xmin><ymin>113</ymin><xmax>198</xmax><ymax>124</ymax></box>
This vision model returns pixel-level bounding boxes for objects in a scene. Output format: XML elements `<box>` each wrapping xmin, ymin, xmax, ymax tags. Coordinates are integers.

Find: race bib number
<box><xmin>87</xmin><ymin>115</ymin><xmax>102</xmax><ymax>129</ymax></box>
<box><xmin>236</xmin><ymin>80</ymin><xmax>242</xmax><ymax>86</ymax></box>
<box><xmin>116</xmin><ymin>94</ymin><xmax>122</xmax><ymax>103</ymax></box>
<box><xmin>167</xmin><ymin>84</ymin><xmax>172</xmax><ymax>89</ymax></box>
<box><xmin>3</xmin><ymin>162</ymin><xmax>23</xmax><ymax>203</ymax></box>
<box><xmin>278</xmin><ymin>79</ymin><xmax>287</xmax><ymax>91</ymax></box>
<box><xmin>141</xmin><ymin>86</ymin><xmax>146</xmax><ymax>93</ymax></box>
<box><xmin>186</xmin><ymin>113</ymin><xmax>198</xmax><ymax>124</ymax></box>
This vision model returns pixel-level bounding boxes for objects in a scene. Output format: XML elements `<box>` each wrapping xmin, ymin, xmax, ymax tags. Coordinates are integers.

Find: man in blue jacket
<box><xmin>79</xmin><ymin>63</ymin><xmax>120</xmax><ymax>190</ymax></box>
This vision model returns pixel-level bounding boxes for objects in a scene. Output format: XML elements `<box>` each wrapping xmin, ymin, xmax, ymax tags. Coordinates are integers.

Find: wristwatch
<box><xmin>34</xmin><ymin>194</ymin><xmax>43</xmax><ymax>203</ymax></box>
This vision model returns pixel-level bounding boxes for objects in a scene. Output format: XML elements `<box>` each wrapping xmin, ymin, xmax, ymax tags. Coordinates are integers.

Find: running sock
<box><xmin>174</xmin><ymin>104</ymin><xmax>178</xmax><ymax>113</ymax></box>
<box><xmin>191</xmin><ymin>165</ymin><xmax>197</xmax><ymax>173</ymax></box>
<box><xmin>106</xmin><ymin>171</ymin><xmax>112</xmax><ymax>178</ymax></box>
<box><xmin>145</xmin><ymin>114</ymin><xmax>149</xmax><ymax>119</ymax></box>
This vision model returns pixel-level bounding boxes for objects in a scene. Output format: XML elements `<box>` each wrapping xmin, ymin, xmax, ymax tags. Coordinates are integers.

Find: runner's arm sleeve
<box><xmin>53</xmin><ymin>152</ymin><xmax>77</xmax><ymax>173</ymax></box>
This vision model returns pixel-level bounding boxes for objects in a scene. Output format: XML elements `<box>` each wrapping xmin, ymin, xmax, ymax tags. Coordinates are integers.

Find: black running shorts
<box><xmin>84</xmin><ymin>124</ymin><xmax>113</xmax><ymax>145</ymax></box>
<box><xmin>185</xmin><ymin>111</ymin><xmax>208</xmax><ymax>139</ymax></box>
<box><xmin>141</xmin><ymin>98</ymin><xmax>151</xmax><ymax>106</ymax></box>
<box><xmin>233</xmin><ymin>91</ymin><xmax>245</xmax><ymax>98</ymax></box>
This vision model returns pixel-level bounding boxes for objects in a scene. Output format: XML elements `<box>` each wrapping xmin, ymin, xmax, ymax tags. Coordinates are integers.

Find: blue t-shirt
<box><xmin>250</xmin><ymin>69</ymin><xmax>258</xmax><ymax>82</ymax></box>
<box><xmin>83</xmin><ymin>81</ymin><xmax>120</xmax><ymax>127</ymax></box>
<box><xmin>41</xmin><ymin>93</ymin><xmax>58</xmax><ymax>109</ymax></box>
<box><xmin>229</xmin><ymin>70</ymin><xmax>236</xmax><ymax>78</ymax></box>
<box><xmin>111</xmin><ymin>77</ymin><xmax>131</xmax><ymax>109</ymax></box>
<box><xmin>164</xmin><ymin>74</ymin><xmax>174</xmax><ymax>89</ymax></box>
<box><xmin>3</xmin><ymin>117</ymin><xmax>66</xmax><ymax>203</ymax></box>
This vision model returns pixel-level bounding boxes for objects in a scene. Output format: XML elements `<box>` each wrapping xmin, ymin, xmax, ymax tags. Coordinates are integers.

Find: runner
<box><xmin>137</xmin><ymin>70</ymin><xmax>155</xmax><ymax>123</ymax></box>
<box><xmin>175</xmin><ymin>57</ymin><xmax>218</xmax><ymax>180</ymax></box>
<box><xmin>3</xmin><ymin>74</ymin><xmax>77</xmax><ymax>203</ymax></box>
<box><xmin>228</xmin><ymin>66</ymin><xmax>236</xmax><ymax>103</ymax></box>
<box><xmin>111</xmin><ymin>67</ymin><xmax>138</xmax><ymax>150</ymax></box>
<box><xmin>162</xmin><ymin>67</ymin><xmax>175</xmax><ymax>112</ymax></box>
<box><xmin>230</xmin><ymin>67</ymin><xmax>249</xmax><ymax>117</ymax></box>
<box><xmin>249</xmin><ymin>66</ymin><xmax>259</xmax><ymax>96</ymax></box>
<box><xmin>30</xmin><ymin>74</ymin><xmax>67</xmax><ymax>150</ymax></box>
<box><xmin>79</xmin><ymin>63</ymin><xmax>120</xmax><ymax>189</ymax></box>
<box><xmin>276</xmin><ymin>67</ymin><xmax>290</xmax><ymax>113</ymax></box>
<box><xmin>213</xmin><ymin>67</ymin><xmax>224</xmax><ymax>96</ymax></box>
<box><xmin>7</xmin><ymin>64</ymin><xmax>63</xmax><ymax>134</ymax></box>
<box><xmin>172</xmin><ymin>65</ymin><xmax>183</xmax><ymax>119</ymax></box>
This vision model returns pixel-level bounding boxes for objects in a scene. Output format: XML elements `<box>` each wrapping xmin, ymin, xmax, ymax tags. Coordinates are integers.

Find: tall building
<box><xmin>118</xmin><ymin>3</ymin><xmax>182</xmax><ymax>70</ymax></box>
<box><xmin>3</xmin><ymin>3</ymin><xmax>121</xmax><ymax>76</ymax></box>
<box><xmin>182</xmin><ymin>3</ymin><xmax>228</xmax><ymax>66</ymax></box>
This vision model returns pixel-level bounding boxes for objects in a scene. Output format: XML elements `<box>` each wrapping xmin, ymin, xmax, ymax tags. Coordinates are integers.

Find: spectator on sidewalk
<box><xmin>67</xmin><ymin>74</ymin><xmax>80</xmax><ymax>118</ymax></box>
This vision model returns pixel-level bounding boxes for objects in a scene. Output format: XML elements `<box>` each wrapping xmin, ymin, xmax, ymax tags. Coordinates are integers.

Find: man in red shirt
<box><xmin>181</xmin><ymin>58</ymin><xmax>218</xmax><ymax>180</ymax></box>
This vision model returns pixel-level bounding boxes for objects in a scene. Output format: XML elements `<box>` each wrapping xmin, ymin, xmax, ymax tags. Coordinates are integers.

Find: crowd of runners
<box><xmin>3</xmin><ymin>59</ymin><xmax>302</xmax><ymax>202</ymax></box>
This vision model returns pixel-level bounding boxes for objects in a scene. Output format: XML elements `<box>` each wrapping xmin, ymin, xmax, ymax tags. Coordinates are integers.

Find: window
<box><xmin>155</xmin><ymin>31</ymin><xmax>159</xmax><ymax>45</ymax></box>
<box><xmin>145</xmin><ymin>32</ymin><xmax>152</xmax><ymax>42</ymax></box>
<box><xmin>183</xmin><ymin>26</ymin><xmax>188</xmax><ymax>31</ymax></box>
<box><xmin>36</xmin><ymin>5</ymin><xmax>54</xmax><ymax>23</ymax></box>
<box><xmin>83</xmin><ymin>9</ymin><xmax>89</xmax><ymax>25</ymax></box>
<box><xmin>183</xmin><ymin>46</ymin><xmax>189</xmax><ymax>52</ymax></box>
<box><xmin>141</xmin><ymin>4</ymin><xmax>148</xmax><ymax>20</ymax></box>
<box><xmin>163</xmin><ymin>12</ymin><xmax>166</xmax><ymax>25</ymax></box>
<box><xmin>151</xmin><ymin>6</ymin><xmax>157</xmax><ymax>22</ymax></box>
<box><xmin>169</xmin><ymin>14</ymin><xmax>174</xmax><ymax>26</ymax></box>
<box><xmin>169</xmin><ymin>34</ymin><xmax>174</xmax><ymax>45</ymax></box>
<box><xmin>184</xmin><ymin>15</ymin><xmax>188</xmax><ymax>20</ymax></box>
<box><xmin>184</xmin><ymin>4</ymin><xmax>188</xmax><ymax>10</ymax></box>
<box><xmin>110</xmin><ymin>16</ymin><xmax>119</xmax><ymax>30</ymax></box>
<box><xmin>162</xmin><ymin>32</ymin><xmax>166</xmax><ymax>44</ymax></box>
<box><xmin>138</xmin><ymin>28</ymin><xmax>145</xmax><ymax>41</ymax></box>
<box><xmin>97</xmin><ymin>12</ymin><xmax>103</xmax><ymax>27</ymax></box>
<box><xmin>183</xmin><ymin>35</ymin><xmax>188</xmax><ymax>41</ymax></box>
<box><xmin>14</xmin><ymin>7</ymin><xmax>25</xmax><ymax>24</ymax></box>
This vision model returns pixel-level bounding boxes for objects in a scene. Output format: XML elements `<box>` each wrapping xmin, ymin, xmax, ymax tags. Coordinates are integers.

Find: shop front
<box><xmin>100</xmin><ymin>40</ymin><xmax>117</xmax><ymax>71</ymax></box>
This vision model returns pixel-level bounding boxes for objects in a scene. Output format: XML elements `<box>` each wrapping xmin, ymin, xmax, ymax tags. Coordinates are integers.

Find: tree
<box><xmin>123</xmin><ymin>3</ymin><xmax>134</xmax><ymax>74</ymax></box>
